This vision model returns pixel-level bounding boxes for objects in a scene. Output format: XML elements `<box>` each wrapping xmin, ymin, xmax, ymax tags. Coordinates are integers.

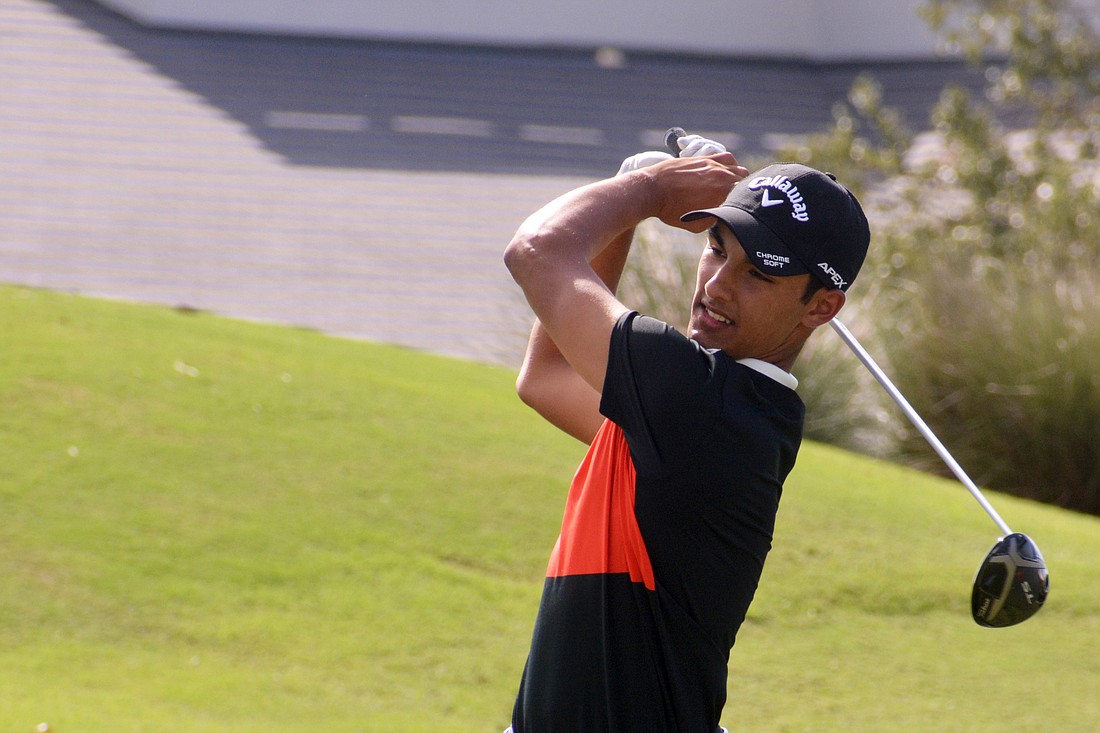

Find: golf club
<box><xmin>664</xmin><ymin>126</ymin><xmax>687</xmax><ymax>155</ymax></box>
<box><xmin>829</xmin><ymin>318</ymin><xmax>1048</xmax><ymax>627</ymax></box>
<box><xmin>664</xmin><ymin>125</ymin><xmax>1048</xmax><ymax>627</ymax></box>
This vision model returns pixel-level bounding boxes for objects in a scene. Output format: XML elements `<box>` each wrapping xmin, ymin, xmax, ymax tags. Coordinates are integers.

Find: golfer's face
<box><xmin>688</xmin><ymin>224</ymin><xmax>815</xmax><ymax>361</ymax></box>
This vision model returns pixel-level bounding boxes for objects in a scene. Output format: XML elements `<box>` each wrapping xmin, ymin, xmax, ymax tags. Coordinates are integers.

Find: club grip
<box><xmin>664</xmin><ymin>127</ymin><xmax>686</xmax><ymax>157</ymax></box>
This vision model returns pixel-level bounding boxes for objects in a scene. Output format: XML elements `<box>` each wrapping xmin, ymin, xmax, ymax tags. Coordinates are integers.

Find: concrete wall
<box><xmin>93</xmin><ymin>0</ymin><xmax>943</xmax><ymax>60</ymax></box>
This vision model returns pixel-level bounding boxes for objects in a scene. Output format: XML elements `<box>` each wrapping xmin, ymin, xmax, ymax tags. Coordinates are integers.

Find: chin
<box><xmin>687</xmin><ymin>324</ymin><xmax>716</xmax><ymax>350</ymax></box>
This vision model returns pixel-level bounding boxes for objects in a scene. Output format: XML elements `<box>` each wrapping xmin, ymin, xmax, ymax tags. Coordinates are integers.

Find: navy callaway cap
<box><xmin>681</xmin><ymin>163</ymin><xmax>870</xmax><ymax>291</ymax></box>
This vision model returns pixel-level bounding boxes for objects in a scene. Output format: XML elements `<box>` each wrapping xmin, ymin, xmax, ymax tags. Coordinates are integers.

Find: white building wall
<box><xmin>93</xmin><ymin>0</ymin><xmax>942</xmax><ymax>60</ymax></box>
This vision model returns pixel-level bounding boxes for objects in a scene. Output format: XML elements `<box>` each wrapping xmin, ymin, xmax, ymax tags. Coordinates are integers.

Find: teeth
<box><xmin>706</xmin><ymin>307</ymin><xmax>731</xmax><ymax>324</ymax></box>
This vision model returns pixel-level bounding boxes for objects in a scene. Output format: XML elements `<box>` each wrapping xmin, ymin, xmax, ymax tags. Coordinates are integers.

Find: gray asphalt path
<box><xmin>2</xmin><ymin>0</ymin><xmax>594</xmax><ymax>367</ymax></box>
<box><xmin>1</xmin><ymin>0</ymin><xmax>981</xmax><ymax>367</ymax></box>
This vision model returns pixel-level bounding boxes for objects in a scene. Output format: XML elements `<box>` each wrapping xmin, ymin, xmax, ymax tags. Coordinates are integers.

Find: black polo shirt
<box><xmin>511</xmin><ymin>312</ymin><xmax>804</xmax><ymax>733</ymax></box>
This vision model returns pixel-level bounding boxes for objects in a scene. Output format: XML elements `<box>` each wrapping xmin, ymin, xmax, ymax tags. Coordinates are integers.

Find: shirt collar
<box><xmin>736</xmin><ymin>358</ymin><xmax>799</xmax><ymax>390</ymax></box>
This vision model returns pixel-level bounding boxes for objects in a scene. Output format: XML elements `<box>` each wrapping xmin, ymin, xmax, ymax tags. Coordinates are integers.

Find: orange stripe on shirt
<box><xmin>546</xmin><ymin>419</ymin><xmax>655</xmax><ymax>591</ymax></box>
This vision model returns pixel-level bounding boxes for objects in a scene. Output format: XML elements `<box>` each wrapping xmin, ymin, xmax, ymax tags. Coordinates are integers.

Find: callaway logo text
<box><xmin>747</xmin><ymin>175</ymin><xmax>810</xmax><ymax>222</ymax></box>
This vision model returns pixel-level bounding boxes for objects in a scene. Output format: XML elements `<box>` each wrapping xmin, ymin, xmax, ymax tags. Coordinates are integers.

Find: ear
<box><xmin>802</xmin><ymin>288</ymin><xmax>846</xmax><ymax>329</ymax></box>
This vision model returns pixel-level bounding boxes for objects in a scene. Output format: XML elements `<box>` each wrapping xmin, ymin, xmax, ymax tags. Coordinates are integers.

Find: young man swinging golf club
<box><xmin>502</xmin><ymin>134</ymin><xmax>870</xmax><ymax>732</ymax></box>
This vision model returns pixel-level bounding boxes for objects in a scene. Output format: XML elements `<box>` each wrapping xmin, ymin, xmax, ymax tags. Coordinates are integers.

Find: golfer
<box><xmin>502</xmin><ymin>138</ymin><xmax>870</xmax><ymax>732</ymax></box>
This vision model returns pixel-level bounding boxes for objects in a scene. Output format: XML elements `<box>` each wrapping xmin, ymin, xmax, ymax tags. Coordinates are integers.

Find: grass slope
<box><xmin>1</xmin><ymin>285</ymin><xmax>1097</xmax><ymax>732</ymax></box>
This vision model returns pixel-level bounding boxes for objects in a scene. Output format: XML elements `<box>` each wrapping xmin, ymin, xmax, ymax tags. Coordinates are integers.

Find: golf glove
<box><xmin>674</xmin><ymin>134</ymin><xmax>727</xmax><ymax>157</ymax></box>
<box><xmin>616</xmin><ymin>134</ymin><xmax>728</xmax><ymax>176</ymax></box>
<box><xmin>616</xmin><ymin>150</ymin><xmax>673</xmax><ymax>176</ymax></box>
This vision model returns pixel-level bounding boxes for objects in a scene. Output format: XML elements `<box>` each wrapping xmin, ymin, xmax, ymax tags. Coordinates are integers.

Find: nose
<box><xmin>704</xmin><ymin>261</ymin><xmax>734</xmax><ymax>302</ymax></box>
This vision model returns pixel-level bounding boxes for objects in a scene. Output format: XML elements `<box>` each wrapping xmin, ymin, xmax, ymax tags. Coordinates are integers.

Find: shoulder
<box><xmin>609</xmin><ymin>313</ymin><xmax>717</xmax><ymax>374</ymax></box>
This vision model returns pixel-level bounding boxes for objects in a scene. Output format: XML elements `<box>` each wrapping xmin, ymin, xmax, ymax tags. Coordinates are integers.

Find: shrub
<box><xmin>624</xmin><ymin>0</ymin><xmax>1100</xmax><ymax>514</ymax></box>
<box><xmin>783</xmin><ymin>1</ymin><xmax>1100</xmax><ymax>513</ymax></box>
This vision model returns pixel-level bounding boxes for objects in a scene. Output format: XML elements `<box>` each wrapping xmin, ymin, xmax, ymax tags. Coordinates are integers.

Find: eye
<box><xmin>707</xmin><ymin>242</ymin><xmax>727</xmax><ymax>259</ymax></box>
<box><xmin>749</xmin><ymin>268</ymin><xmax>774</xmax><ymax>283</ymax></box>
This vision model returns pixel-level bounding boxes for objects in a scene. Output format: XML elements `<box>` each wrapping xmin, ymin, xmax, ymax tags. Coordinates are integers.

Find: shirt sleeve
<box><xmin>599</xmin><ymin>312</ymin><xmax>725</xmax><ymax>475</ymax></box>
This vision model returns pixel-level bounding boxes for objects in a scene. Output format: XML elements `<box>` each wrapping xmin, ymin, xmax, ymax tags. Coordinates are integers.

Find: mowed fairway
<box><xmin>1</xmin><ymin>285</ymin><xmax>1097</xmax><ymax>732</ymax></box>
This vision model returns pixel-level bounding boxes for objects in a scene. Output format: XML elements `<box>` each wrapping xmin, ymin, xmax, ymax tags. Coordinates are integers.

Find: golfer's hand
<box><xmin>672</xmin><ymin>133</ymin><xmax>727</xmax><ymax>158</ymax></box>
<box><xmin>617</xmin><ymin>150</ymin><xmax>674</xmax><ymax>176</ymax></box>
<box><xmin>615</xmin><ymin>134</ymin><xmax>728</xmax><ymax>176</ymax></box>
<box><xmin>643</xmin><ymin>154</ymin><xmax>748</xmax><ymax>231</ymax></box>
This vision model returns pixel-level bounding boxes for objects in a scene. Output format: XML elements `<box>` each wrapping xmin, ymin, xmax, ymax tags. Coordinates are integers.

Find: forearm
<box><xmin>503</xmin><ymin>174</ymin><xmax>654</xmax><ymax>291</ymax></box>
<box><xmin>505</xmin><ymin>154</ymin><xmax>741</xmax><ymax>289</ymax></box>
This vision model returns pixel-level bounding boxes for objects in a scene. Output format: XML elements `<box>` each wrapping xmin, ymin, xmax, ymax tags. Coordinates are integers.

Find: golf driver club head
<box><xmin>971</xmin><ymin>532</ymin><xmax>1049</xmax><ymax>627</ymax></box>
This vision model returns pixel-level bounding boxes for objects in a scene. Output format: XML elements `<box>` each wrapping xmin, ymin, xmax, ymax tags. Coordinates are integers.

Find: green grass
<box><xmin>1</xmin><ymin>285</ymin><xmax>1097</xmax><ymax>732</ymax></box>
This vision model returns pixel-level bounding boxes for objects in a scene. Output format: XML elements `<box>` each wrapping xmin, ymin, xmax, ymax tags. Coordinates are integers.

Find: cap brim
<box><xmin>681</xmin><ymin>206</ymin><xmax>810</xmax><ymax>277</ymax></box>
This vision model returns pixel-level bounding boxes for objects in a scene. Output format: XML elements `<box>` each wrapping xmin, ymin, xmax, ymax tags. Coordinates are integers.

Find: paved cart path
<box><xmin>2</xmin><ymin>0</ymin><xmax>601</xmax><ymax>366</ymax></box>
<box><xmin>1</xmin><ymin>0</ymin><xmax>983</xmax><ymax>367</ymax></box>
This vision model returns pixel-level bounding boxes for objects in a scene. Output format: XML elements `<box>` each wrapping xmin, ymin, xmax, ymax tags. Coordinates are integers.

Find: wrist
<box><xmin>619</xmin><ymin>165</ymin><xmax>664</xmax><ymax>224</ymax></box>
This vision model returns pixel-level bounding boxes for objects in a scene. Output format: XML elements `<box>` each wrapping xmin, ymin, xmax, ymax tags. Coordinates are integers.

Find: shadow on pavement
<box><xmin>50</xmin><ymin>0</ymin><xmax>986</xmax><ymax>176</ymax></box>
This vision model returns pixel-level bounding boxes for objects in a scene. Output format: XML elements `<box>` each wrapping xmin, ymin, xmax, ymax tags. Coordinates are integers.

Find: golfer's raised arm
<box><xmin>504</xmin><ymin>155</ymin><xmax>743</xmax><ymax>395</ymax></box>
<box><xmin>514</xmin><ymin>226</ymin><xmax>635</xmax><ymax>444</ymax></box>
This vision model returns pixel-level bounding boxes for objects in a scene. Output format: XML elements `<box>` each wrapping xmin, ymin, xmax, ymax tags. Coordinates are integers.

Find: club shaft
<box><xmin>829</xmin><ymin>318</ymin><xmax>1013</xmax><ymax>536</ymax></box>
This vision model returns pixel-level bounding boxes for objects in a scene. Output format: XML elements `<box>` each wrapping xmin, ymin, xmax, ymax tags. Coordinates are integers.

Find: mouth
<box><xmin>704</xmin><ymin>306</ymin><xmax>732</xmax><ymax>325</ymax></box>
<box><xmin>690</xmin><ymin>302</ymin><xmax>734</xmax><ymax>343</ymax></box>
